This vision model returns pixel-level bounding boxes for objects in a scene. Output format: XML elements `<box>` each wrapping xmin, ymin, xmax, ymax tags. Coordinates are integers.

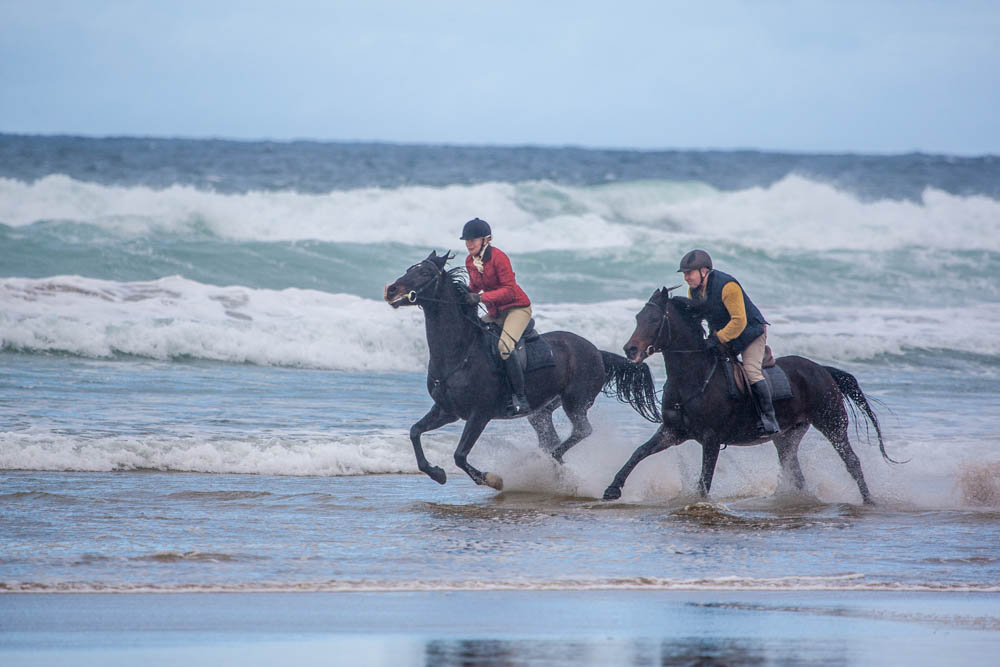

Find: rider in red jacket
<box><xmin>461</xmin><ymin>218</ymin><xmax>533</xmax><ymax>415</ymax></box>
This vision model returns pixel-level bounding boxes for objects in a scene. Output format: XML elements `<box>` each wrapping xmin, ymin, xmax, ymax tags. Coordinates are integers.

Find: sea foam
<box><xmin>2</xmin><ymin>174</ymin><xmax>997</xmax><ymax>253</ymax></box>
<box><xmin>3</xmin><ymin>274</ymin><xmax>998</xmax><ymax>371</ymax></box>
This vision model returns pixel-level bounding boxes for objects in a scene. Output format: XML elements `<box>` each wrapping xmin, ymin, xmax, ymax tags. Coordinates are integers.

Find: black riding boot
<box><xmin>751</xmin><ymin>380</ymin><xmax>780</xmax><ymax>435</ymax></box>
<box><xmin>504</xmin><ymin>355</ymin><xmax>530</xmax><ymax>416</ymax></box>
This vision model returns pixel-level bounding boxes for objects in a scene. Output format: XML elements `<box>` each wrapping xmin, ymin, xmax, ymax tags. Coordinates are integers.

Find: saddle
<box><xmin>725</xmin><ymin>345</ymin><xmax>794</xmax><ymax>401</ymax></box>
<box><xmin>483</xmin><ymin>318</ymin><xmax>556</xmax><ymax>374</ymax></box>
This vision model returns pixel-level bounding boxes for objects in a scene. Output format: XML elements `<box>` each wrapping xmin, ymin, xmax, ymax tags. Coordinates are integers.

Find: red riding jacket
<box><xmin>466</xmin><ymin>245</ymin><xmax>531</xmax><ymax>318</ymax></box>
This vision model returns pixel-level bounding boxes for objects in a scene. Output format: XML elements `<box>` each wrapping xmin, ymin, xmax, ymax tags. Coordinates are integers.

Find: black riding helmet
<box><xmin>677</xmin><ymin>249</ymin><xmax>713</xmax><ymax>272</ymax></box>
<box><xmin>460</xmin><ymin>217</ymin><xmax>492</xmax><ymax>240</ymax></box>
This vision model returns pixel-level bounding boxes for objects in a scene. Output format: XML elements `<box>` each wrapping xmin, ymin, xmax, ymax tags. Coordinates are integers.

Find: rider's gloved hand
<box><xmin>709</xmin><ymin>336</ymin><xmax>729</xmax><ymax>357</ymax></box>
<box><xmin>464</xmin><ymin>292</ymin><xmax>481</xmax><ymax>305</ymax></box>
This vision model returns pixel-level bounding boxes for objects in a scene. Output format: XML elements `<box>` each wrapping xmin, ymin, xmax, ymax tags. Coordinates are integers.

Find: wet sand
<box><xmin>3</xmin><ymin>590</ymin><xmax>999</xmax><ymax>666</ymax></box>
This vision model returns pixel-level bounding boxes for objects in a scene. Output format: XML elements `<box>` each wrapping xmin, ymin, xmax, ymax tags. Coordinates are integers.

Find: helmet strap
<box><xmin>472</xmin><ymin>237</ymin><xmax>490</xmax><ymax>273</ymax></box>
<box><xmin>477</xmin><ymin>237</ymin><xmax>491</xmax><ymax>257</ymax></box>
<box><xmin>694</xmin><ymin>267</ymin><xmax>709</xmax><ymax>291</ymax></box>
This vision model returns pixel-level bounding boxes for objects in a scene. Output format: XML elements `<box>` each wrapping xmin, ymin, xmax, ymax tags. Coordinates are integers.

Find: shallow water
<box><xmin>3</xmin><ymin>351</ymin><xmax>1000</xmax><ymax>594</ymax></box>
<box><xmin>3</xmin><ymin>465</ymin><xmax>1000</xmax><ymax>594</ymax></box>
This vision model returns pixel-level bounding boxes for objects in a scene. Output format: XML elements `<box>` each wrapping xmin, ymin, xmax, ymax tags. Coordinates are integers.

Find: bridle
<box><xmin>640</xmin><ymin>297</ymin><xmax>706</xmax><ymax>357</ymax></box>
<box><xmin>397</xmin><ymin>259</ymin><xmax>454</xmax><ymax>305</ymax></box>
<box><xmin>641</xmin><ymin>298</ymin><xmax>672</xmax><ymax>358</ymax></box>
<box><xmin>399</xmin><ymin>260</ymin><xmax>492</xmax><ymax>331</ymax></box>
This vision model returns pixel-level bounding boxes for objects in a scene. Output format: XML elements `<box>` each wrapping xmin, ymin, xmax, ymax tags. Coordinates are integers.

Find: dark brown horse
<box><xmin>385</xmin><ymin>251</ymin><xmax>660</xmax><ymax>490</ymax></box>
<box><xmin>603</xmin><ymin>286</ymin><xmax>897</xmax><ymax>505</ymax></box>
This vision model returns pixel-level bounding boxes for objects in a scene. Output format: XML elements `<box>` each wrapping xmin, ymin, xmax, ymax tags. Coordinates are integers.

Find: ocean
<box><xmin>2</xmin><ymin>135</ymin><xmax>999</xmax><ymax>652</ymax></box>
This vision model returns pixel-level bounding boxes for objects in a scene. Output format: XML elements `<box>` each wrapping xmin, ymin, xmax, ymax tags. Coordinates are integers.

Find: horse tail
<box><xmin>601</xmin><ymin>351</ymin><xmax>661</xmax><ymax>423</ymax></box>
<box><xmin>824</xmin><ymin>366</ymin><xmax>903</xmax><ymax>464</ymax></box>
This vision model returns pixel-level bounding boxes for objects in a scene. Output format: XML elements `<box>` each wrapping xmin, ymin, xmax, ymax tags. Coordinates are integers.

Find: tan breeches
<box><xmin>483</xmin><ymin>306</ymin><xmax>532</xmax><ymax>359</ymax></box>
<box><xmin>741</xmin><ymin>330</ymin><xmax>767</xmax><ymax>384</ymax></box>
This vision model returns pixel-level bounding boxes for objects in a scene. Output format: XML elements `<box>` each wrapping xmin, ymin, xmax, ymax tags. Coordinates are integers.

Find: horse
<box><xmin>603</xmin><ymin>286</ymin><xmax>898</xmax><ymax>505</ymax></box>
<box><xmin>384</xmin><ymin>251</ymin><xmax>660</xmax><ymax>491</ymax></box>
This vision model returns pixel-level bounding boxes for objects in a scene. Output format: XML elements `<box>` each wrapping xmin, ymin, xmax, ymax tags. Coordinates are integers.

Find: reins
<box><xmin>644</xmin><ymin>297</ymin><xmax>719</xmax><ymax>412</ymax></box>
<box><xmin>406</xmin><ymin>261</ymin><xmax>501</xmax><ymax>337</ymax></box>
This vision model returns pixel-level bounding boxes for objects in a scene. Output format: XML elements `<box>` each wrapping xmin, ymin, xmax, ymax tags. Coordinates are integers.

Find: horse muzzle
<box><xmin>623</xmin><ymin>342</ymin><xmax>650</xmax><ymax>363</ymax></box>
<box><xmin>385</xmin><ymin>283</ymin><xmax>415</xmax><ymax>308</ymax></box>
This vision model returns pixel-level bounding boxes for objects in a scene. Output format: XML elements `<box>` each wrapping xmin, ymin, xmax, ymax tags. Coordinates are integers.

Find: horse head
<box><xmin>384</xmin><ymin>250</ymin><xmax>453</xmax><ymax>308</ymax></box>
<box><xmin>623</xmin><ymin>285</ymin><xmax>705</xmax><ymax>362</ymax></box>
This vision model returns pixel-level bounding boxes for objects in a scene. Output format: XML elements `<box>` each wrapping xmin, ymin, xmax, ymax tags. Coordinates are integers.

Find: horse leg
<box><xmin>410</xmin><ymin>403</ymin><xmax>459</xmax><ymax>484</ymax></box>
<box><xmin>773</xmin><ymin>424</ymin><xmax>810</xmax><ymax>491</ymax></box>
<box><xmin>549</xmin><ymin>402</ymin><xmax>595</xmax><ymax>463</ymax></box>
<box><xmin>814</xmin><ymin>414</ymin><xmax>874</xmax><ymax>505</ymax></box>
<box><xmin>527</xmin><ymin>402</ymin><xmax>561</xmax><ymax>456</ymax></box>
<box><xmin>603</xmin><ymin>426</ymin><xmax>683</xmax><ymax>500</ymax></box>
<box><xmin>698</xmin><ymin>442</ymin><xmax>722</xmax><ymax>498</ymax></box>
<box><xmin>453</xmin><ymin>412</ymin><xmax>503</xmax><ymax>490</ymax></box>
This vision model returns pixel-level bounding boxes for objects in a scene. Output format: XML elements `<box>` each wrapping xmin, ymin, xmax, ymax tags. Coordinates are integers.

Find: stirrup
<box><xmin>506</xmin><ymin>394</ymin><xmax>530</xmax><ymax>416</ymax></box>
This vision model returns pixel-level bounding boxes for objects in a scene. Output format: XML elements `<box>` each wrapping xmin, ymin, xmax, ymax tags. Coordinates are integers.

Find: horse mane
<box><xmin>667</xmin><ymin>295</ymin><xmax>709</xmax><ymax>341</ymax></box>
<box><xmin>444</xmin><ymin>265</ymin><xmax>480</xmax><ymax>319</ymax></box>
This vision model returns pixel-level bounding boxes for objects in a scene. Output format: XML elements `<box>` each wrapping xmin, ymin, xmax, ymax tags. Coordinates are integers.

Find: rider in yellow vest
<box><xmin>679</xmin><ymin>249</ymin><xmax>780</xmax><ymax>435</ymax></box>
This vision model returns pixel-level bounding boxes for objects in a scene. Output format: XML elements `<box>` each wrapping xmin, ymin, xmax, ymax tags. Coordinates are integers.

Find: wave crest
<box><xmin>2</xmin><ymin>174</ymin><xmax>997</xmax><ymax>252</ymax></box>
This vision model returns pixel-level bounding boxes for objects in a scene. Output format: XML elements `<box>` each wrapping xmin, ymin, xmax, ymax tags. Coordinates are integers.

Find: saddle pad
<box><xmin>727</xmin><ymin>356</ymin><xmax>794</xmax><ymax>401</ymax></box>
<box><xmin>483</xmin><ymin>322</ymin><xmax>555</xmax><ymax>373</ymax></box>
<box><xmin>764</xmin><ymin>364</ymin><xmax>794</xmax><ymax>401</ymax></box>
<box><xmin>523</xmin><ymin>335</ymin><xmax>556</xmax><ymax>372</ymax></box>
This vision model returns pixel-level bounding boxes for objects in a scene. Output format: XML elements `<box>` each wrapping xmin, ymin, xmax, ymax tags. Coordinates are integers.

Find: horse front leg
<box><xmin>453</xmin><ymin>411</ymin><xmax>503</xmax><ymax>490</ymax></box>
<box><xmin>410</xmin><ymin>403</ymin><xmax>459</xmax><ymax>484</ymax></box>
<box><xmin>603</xmin><ymin>426</ymin><xmax>683</xmax><ymax>500</ymax></box>
<box><xmin>698</xmin><ymin>442</ymin><xmax>722</xmax><ymax>498</ymax></box>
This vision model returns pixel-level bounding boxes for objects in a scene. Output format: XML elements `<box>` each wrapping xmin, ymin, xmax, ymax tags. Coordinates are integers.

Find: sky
<box><xmin>1</xmin><ymin>0</ymin><xmax>998</xmax><ymax>154</ymax></box>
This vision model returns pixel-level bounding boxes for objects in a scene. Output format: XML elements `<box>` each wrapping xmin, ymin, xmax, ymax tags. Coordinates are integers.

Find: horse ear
<box><xmin>664</xmin><ymin>284</ymin><xmax>683</xmax><ymax>297</ymax></box>
<box><xmin>425</xmin><ymin>250</ymin><xmax>449</xmax><ymax>269</ymax></box>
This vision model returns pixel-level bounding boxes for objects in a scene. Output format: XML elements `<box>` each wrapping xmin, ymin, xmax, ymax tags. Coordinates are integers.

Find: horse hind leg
<box><xmin>814</xmin><ymin>412</ymin><xmax>875</xmax><ymax>505</ymax></box>
<box><xmin>773</xmin><ymin>424</ymin><xmax>810</xmax><ymax>492</ymax></box>
<box><xmin>549</xmin><ymin>401</ymin><xmax>594</xmax><ymax>464</ymax></box>
<box><xmin>528</xmin><ymin>400</ymin><xmax>561</xmax><ymax>456</ymax></box>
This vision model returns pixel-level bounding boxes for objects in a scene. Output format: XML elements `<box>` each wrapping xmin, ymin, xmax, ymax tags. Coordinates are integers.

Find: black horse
<box><xmin>385</xmin><ymin>251</ymin><xmax>660</xmax><ymax>490</ymax></box>
<box><xmin>603</xmin><ymin>286</ymin><xmax>897</xmax><ymax>505</ymax></box>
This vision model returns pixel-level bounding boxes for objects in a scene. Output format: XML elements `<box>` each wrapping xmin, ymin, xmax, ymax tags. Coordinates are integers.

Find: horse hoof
<box><xmin>603</xmin><ymin>486</ymin><xmax>621</xmax><ymax>501</ymax></box>
<box><xmin>484</xmin><ymin>473</ymin><xmax>504</xmax><ymax>491</ymax></box>
<box><xmin>426</xmin><ymin>467</ymin><xmax>447</xmax><ymax>485</ymax></box>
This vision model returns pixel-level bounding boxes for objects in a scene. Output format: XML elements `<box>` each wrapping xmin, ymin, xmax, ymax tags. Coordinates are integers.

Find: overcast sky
<box><xmin>1</xmin><ymin>1</ymin><xmax>998</xmax><ymax>154</ymax></box>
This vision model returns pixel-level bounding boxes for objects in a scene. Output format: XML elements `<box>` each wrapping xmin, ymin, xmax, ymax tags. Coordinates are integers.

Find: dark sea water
<box><xmin>2</xmin><ymin>134</ymin><xmax>999</xmax><ymax>601</ymax></box>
